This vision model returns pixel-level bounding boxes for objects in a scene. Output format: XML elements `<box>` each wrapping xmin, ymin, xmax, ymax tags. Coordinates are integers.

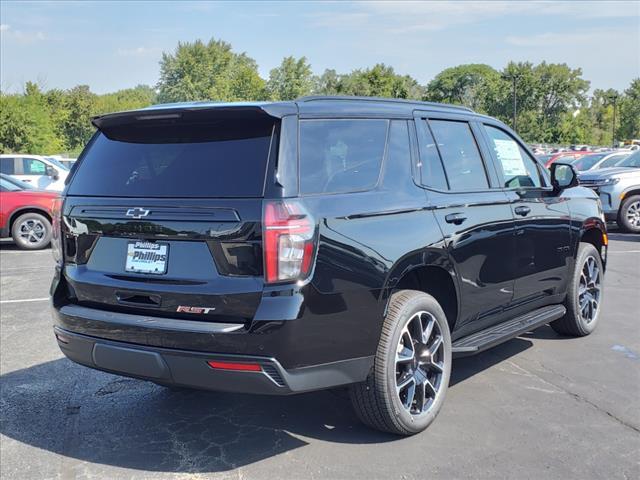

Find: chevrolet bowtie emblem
<box><xmin>125</xmin><ymin>207</ymin><xmax>150</xmax><ymax>219</ymax></box>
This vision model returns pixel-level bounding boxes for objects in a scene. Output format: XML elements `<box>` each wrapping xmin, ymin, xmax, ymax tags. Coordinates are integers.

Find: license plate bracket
<box><xmin>125</xmin><ymin>241</ymin><xmax>169</xmax><ymax>275</ymax></box>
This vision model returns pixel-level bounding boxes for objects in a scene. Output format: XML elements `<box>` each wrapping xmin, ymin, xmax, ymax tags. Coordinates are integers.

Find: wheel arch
<box><xmin>381</xmin><ymin>249</ymin><xmax>460</xmax><ymax>332</ymax></box>
<box><xmin>8</xmin><ymin>206</ymin><xmax>52</xmax><ymax>233</ymax></box>
<box><xmin>577</xmin><ymin>217</ymin><xmax>608</xmax><ymax>269</ymax></box>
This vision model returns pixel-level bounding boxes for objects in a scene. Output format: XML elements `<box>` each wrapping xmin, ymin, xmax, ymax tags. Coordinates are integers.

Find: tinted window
<box><xmin>484</xmin><ymin>125</ymin><xmax>542</xmax><ymax>188</ymax></box>
<box><xmin>600</xmin><ymin>154</ymin><xmax>628</xmax><ymax>168</ymax></box>
<box><xmin>299</xmin><ymin>119</ymin><xmax>387</xmax><ymax>195</ymax></box>
<box><xmin>23</xmin><ymin>158</ymin><xmax>47</xmax><ymax>175</ymax></box>
<box><xmin>382</xmin><ymin>120</ymin><xmax>416</xmax><ymax>192</ymax></box>
<box><xmin>1</xmin><ymin>158</ymin><xmax>15</xmax><ymax>175</ymax></box>
<box><xmin>618</xmin><ymin>151</ymin><xmax>640</xmax><ymax>167</ymax></box>
<box><xmin>416</xmin><ymin>120</ymin><xmax>448</xmax><ymax>190</ymax></box>
<box><xmin>429</xmin><ymin>120</ymin><xmax>488</xmax><ymax>190</ymax></box>
<box><xmin>67</xmin><ymin>119</ymin><xmax>274</xmax><ymax>197</ymax></box>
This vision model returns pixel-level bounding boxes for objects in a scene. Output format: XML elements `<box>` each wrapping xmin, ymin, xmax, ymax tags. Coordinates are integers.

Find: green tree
<box><xmin>314</xmin><ymin>64</ymin><xmax>423</xmax><ymax>99</ymax></box>
<box><xmin>618</xmin><ymin>78</ymin><xmax>640</xmax><ymax>141</ymax></box>
<box><xmin>267</xmin><ymin>56</ymin><xmax>314</xmax><ymax>100</ymax></box>
<box><xmin>424</xmin><ymin>64</ymin><xmax>504</xmax><ymax>113</ymax></box>
<box><xmin>313</xmin><ymin>69</ymin><xmax>341</xmax><ymax>95</ymax></box>
<box><xmin>0</xmin><ymin>82</ymin><xmax>64</xmax><ymax>153</ymax></box>
<box><xmin>156</xmin><ymin>38</ymin><xmax>265</xmax><ymax>102</ymax></box>
<box><xmin>60</xmin><ymin>85</ymin><xmax>97</xmax><ymax>152</ymax></box>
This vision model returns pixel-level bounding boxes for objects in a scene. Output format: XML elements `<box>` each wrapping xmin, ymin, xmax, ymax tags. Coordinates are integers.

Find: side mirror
<box><xmin>550</xmin><ymin>162</ymin><xmax>578</xmax><ymax>193</ymax></box>
<box><xmin>46</xmin><ymin>165</ymin><xmax>59</xmax><ymax>180</ymax></box>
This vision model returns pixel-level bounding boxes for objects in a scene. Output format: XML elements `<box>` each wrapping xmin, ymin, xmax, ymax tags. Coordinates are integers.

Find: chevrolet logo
<box><xmin>125</xmin><ymin>207</ymin><xmax>150</xmax><ymax>219</ymax></box>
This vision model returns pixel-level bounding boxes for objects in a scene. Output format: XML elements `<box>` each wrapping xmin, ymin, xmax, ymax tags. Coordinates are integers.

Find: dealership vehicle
<box><xmin>0</xmin><ymin>154</ymin><xmax>68</xmax><ymax>191</ymax></box>
<box><xmin>51</xmin><ymin>97</ymin><xmax>607</xmax><ymax>435</ymax></box>
<box><xmin>544</xmin><ymin>151</ymin><xmax>588</xmax><ymax>169</ymax></box>
<box><xmin>0</xmin><ymin>172</ymin><xmax>39</xmax><ymax>190</ymax></box>
<box><xmin>0</xmin><ymin>174</ymin><xmax>59</xmax><ymax>249</ymax></box>
<box><xmin>568</xmin><ymin>152</ymin><xmax>615</xmax><ymax>172</ymax></box>
<box><xmin>589</xmin><ymin>151</ymin><xmax>630</xmax><ymax>171</ymax></box>
<box><xmin>579</xmin><ymin>150</ymin><xmax>640</xmax><ymax>233</ymax></box>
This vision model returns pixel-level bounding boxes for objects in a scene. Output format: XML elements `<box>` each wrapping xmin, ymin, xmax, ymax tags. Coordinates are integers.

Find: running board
<box><xmin>452</xmin><ymin>304</ymin><xmax>566</xmax><ymax>357</ymax></box>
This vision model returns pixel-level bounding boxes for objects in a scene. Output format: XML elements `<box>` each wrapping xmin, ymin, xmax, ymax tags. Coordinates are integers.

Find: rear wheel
<box><xmin>551</xmin><ymin>242</ymin><xmax>603</xmax><ymax>336</ymax></box>
<box><xmin>349</xmin><ymin>290</ymin><xmax>451</xmax><ymax>435</ymax></box>
<box><xmin>11</xmin><ymin>212</ymin><xmax>52</xmax><ymax>250</ymax></box>
<box><xmin>618</xmin><ymin>195</ymin><xmax>640</xmax><ymax>233</ymax></box>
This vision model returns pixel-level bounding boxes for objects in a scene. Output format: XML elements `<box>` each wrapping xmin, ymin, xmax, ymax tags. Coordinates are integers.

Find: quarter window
<box><xmin>299</xmin><ymin>119</ymin><xmax>388</xmax><ymax>195</ymax></box>
<box><xmin>429</xmin><ymin>120</ymin><xmax>488</xmax><ymax>191</ymax></box>
<box><xmin>484</xmin><ymin>125</ymin><xmax>542</xmax><ymax>188</ymax></box>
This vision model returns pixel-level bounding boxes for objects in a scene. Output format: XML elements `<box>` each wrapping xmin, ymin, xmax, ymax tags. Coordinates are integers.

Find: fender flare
<box><xmin>378</xmin><ymin>246</ymin><xmax>461</xmax><ymax>326</ymax></box>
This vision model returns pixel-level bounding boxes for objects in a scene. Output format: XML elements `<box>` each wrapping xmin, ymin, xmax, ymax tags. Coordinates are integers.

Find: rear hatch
<box><xmin>60</xmin><ymin>106</ymin><xmax>280</xmax><ymax>324</ymax></box>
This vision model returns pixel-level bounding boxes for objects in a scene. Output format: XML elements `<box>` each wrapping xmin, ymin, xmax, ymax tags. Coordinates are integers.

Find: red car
<box><xmin>0</xmin><ymin>173</ymin><xmax>59</xmax><ymax>249</ymax></box>
<box><xmin>544</xmin><ymin>151</ymin><xmax>589</xmax><ymax>169</ymax></box>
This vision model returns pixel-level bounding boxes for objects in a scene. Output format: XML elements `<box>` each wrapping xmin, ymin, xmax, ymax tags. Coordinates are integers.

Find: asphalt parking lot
<box><xmin>1</xmin><ymin>233</ymin><xmax>639</xmax><ymax>480</ymax></box>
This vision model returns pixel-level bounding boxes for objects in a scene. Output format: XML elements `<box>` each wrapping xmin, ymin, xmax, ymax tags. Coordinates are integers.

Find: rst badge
<box><xmin>177</xmin><ymin>305</ymin><xmax>216</xmax><ymax>314</ymax></box>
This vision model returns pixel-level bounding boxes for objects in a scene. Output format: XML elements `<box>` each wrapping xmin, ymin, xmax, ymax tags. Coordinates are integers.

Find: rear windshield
<box><xmin>67</xmin><ymin>118</ymin><xmax>274</xmax><ymax>197</ymax></box>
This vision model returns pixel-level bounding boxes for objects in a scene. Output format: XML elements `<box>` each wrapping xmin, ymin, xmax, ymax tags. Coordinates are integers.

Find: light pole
<box><xmin>503</xmin><ymin>73</ymin><xmax>522</xmax><ymax>131</ymax></box>
<box><xmin>609</xmin><ymin>94</ymin><xmax>619</xmax><ymax>148</ymax></box>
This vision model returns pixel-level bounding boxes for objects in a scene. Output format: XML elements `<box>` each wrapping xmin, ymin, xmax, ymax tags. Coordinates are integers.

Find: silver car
<box><xmin>578</xmin><ymin>150</ymin><xmax>640</xmax><ymax>233</ymax></box>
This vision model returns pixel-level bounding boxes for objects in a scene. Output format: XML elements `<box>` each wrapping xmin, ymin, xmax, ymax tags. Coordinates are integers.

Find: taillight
<box><xmin>263</xmin><ymin>200</ymin><xmax>316</xmax><ymax>284</ymax></box>
<box><xmin>51</xmin><ymin>197</ymin><xmax>63</xmax><ymax>265</ymax></box>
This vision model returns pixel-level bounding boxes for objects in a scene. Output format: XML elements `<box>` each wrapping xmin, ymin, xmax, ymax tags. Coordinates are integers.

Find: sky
<box><xmin>1</xmin><ymin>1</ymin><xmax>639</xmax><ymax>94</ymax></box>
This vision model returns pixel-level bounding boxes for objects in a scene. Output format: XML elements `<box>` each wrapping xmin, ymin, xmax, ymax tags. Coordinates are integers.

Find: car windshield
<box><xmin>45</xmin><ymin>157</ymin><xmax>70</xmax><ymax>171</ymax></box>
<box><xmin>570</xmin><ymin>154</ymin><xmax>606</xmax><ymax>171</ymax></box>
<box><xmin>616</xmin><ymin>151</ymin><xmax>640</xmax><ymax>168</ymax></box>
<box><xmin>598</xmin><ymin>154</ymin><xmax>629</xmax><ymax>168</ymax></box>
<box><xmin>0</xmin><ymin>174</ymin><xmax>36</xmax><ymax>190</ymax></box>
<box><xmin>0</xmin><ymin>177</ymin><xmax>23</xmax><ymax>191</ymax></box>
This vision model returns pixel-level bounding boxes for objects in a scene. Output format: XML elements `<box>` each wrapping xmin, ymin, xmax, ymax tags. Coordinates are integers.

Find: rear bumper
<box><xmin>54</xmin><ymin>326</ymin><xmax>372</xmax><ymax>395</ymax></box>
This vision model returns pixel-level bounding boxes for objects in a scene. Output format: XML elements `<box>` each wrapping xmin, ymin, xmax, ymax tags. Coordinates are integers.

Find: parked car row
<box><xmin>0</xmin><ymin>154</ymin><xmax>70</xmax><ymax>191</ymax></box>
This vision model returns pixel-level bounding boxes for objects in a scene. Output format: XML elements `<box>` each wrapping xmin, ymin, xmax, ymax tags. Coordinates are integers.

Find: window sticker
<box><xmin>493</xmin><ymin>139</ymin><xmax>527</xmax><ymax>176</ymax></box>
<box><xmin>28</xmin><ymin>161</ymin><xmax>46</xmax><ymax>174</ymax></box>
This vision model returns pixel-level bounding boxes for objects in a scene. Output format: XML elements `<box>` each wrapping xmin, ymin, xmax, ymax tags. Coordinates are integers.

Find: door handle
<box><xmin>514</xmin><ymin>206</ymin><xmax>531</xmax><ymax>216</ymax></box>
<box><xmin>445</xmin><ymin>213</ymin><xmax>467</xmax><ymax>225</ymax></box>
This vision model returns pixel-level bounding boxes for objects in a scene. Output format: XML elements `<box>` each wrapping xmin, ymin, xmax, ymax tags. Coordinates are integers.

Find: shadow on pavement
<box><xmin>607</xmin><ymin>232</ymin><xmax>640</xmax><ymax>243</ymax></box>
<box><xmin>1</xmin><ymin>335</ymin><xmax>531</xmax><ymax>474</ymax></box>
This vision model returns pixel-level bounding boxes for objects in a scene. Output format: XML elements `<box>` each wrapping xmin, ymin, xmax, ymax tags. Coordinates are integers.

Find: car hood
<box><xmin>579</xmin><ymin>167</ymin><xmax>640</xmax><ymax>180</ymax></box>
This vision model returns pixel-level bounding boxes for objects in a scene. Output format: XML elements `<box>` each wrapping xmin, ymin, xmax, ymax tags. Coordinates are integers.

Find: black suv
<box><xmin>51</xmin><ymin>96</ymin><xmax>607</xmax><ymax>435</ymax></box>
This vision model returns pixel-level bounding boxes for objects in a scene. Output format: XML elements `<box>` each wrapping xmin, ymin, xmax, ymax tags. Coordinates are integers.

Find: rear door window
<box><xmin>428</xmin><ymin>120</ymin><xmax>489</xmax><ymax>191</ymax></box>
<box><xmin>299</xmin><ymin>119</ymin><xmax>388</xmax><ymax>195</ymax></box>
<box><xmin>1</xmin><ymin>158</ymin><xmax>15</xmax><ymax>175</ymax></box>
<box><xmin>67</xmin><ymin>119</ymin><xmax>275</xmax><ymax>197</ymax></box>
<box><xmin>484</xmin><ymin>125</ymin><xmax>542</xmax><ymax>188</ymax></box>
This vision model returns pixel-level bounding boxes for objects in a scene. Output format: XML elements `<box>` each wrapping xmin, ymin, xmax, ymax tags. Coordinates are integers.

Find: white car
<box><xmin>0</xmin><ymin>154</ymin><xmax>69</xmax><ymax>191</ymax></box>
<box><xmin>589</xmin><ymin>151</ymin><xmax>631</xmax><ymax>170</ymax></box>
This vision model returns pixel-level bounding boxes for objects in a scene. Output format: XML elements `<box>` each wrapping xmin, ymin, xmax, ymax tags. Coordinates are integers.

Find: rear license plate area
<box><xmin>125</xmin><ymin>241</ymin><xmax>169</xmax><ymax>275</ymax></box>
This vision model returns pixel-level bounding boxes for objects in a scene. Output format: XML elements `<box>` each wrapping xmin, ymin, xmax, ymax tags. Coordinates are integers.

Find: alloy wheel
<box><xmin>625</xmin><ymin>201</ymin><xmax>640</xmax><ymax>228</ymax></box>
<box><xmin>18</xmin><ymin>218</ymin><xmax>46</xmax><ymax>246</ymax></box>
<box><xmin>395</xmin><ymin>311</ymin><xmax>445</xmax><ymax>415</ymax></box>
<box><xmin>578</xmin><ymin>255</ymin><xmax>601</xmax><ymax>324</ymax></box>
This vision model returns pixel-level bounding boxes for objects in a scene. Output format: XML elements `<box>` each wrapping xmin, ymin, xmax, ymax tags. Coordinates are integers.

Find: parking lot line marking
<box><xmin>0</xmin><ymin>297</ymin><xmax>50</xmax><ymax>304</ymax></box>
<box><xmin>608</xmin><ymin>250</ymin><xmax>640</xmax><ymax>254</ymax></box>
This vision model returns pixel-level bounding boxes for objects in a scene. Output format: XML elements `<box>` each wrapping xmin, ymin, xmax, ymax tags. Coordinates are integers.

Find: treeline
<box><xmin>1</xmin><ymin>37</ymin><xmax>638</xmax><ymax>155</ymax></box>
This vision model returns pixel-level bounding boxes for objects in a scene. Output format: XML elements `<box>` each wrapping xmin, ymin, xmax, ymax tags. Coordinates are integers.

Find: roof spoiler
<box><xmin>91</xmin><ymin>102</ymin><xmax>297</xmax><ymax>131</ymax></box>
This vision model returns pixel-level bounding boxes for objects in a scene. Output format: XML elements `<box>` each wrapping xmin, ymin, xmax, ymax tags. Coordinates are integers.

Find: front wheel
<box><xmin>551</xmin><ymin>242</ymin><xmax>604</xmax><ymax>336</ymax></box>
<box><xmin>618</xmin><ymin>195</ymin><xmax>640</xmax><ymax>233</ymax></box>
<box><xmin>349</xmin><ymin>290</ymin><xmax>452</xmax><ymax>435</ymax></box>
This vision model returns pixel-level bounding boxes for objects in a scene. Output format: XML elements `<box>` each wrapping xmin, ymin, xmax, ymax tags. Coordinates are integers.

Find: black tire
<box><xmin>551</xmin><ymin>242</ymin><xmax>604</xmax><ymax>336</ymax></box>
<box><xmin>11</xmin><ymin>212</ymin><xmax>52</xmax><ymax>250</ymax></box>
<box><xmin>349</xmin><ymin>290</ymin><xmax>452</xmax><ymax>435</ymax></box>
<box><xmin>617</xmin><ymin>195</ymin><xmax>640</xmax><ymax>233</ymax></box>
